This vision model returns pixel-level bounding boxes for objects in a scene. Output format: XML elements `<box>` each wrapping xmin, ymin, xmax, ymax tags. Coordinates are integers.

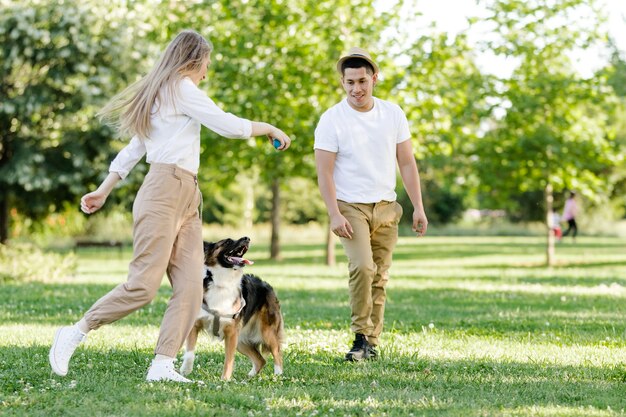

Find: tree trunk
<box><xmin>270</xmin><ymin>178</ymin><xmax>281</xmax><ymax>260</ymax></box>
<box><xmin>241</xmin><ymin>173</ymin><xmax>255</xmax><ymax>230</ymax></box>
<box><xmin>325</xmin><ymin>221</ymin><xmax>335</xmax><ymax>266</ymax></box>
<box><xmin>545</xmin><ymin>183</ymin><xmax>555</xmax><ymax>267</ymax></box>
<box><xmin>0</xmin><ymin>194</ymin><xmax>8</xmax><ymax>244</ymax></box>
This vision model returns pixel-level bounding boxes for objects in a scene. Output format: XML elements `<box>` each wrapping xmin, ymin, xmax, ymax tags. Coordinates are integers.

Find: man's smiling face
<box><xmin>341</xmin><ymin>67</ymin><xmax>377</xmax><ymax>112</ymax></box>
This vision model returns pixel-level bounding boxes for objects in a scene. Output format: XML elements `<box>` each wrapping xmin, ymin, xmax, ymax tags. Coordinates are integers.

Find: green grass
<box><xmin>1</xmin><ymin>236</ymin><xmax>626</xmax><ymax>416</ymax></box>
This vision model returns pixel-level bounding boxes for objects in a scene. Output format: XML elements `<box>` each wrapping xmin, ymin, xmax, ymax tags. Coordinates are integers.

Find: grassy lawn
<box><xmin>1</xmin><ymin>235</ymin><xmax>626</xmax><ymax>416</ymax></box>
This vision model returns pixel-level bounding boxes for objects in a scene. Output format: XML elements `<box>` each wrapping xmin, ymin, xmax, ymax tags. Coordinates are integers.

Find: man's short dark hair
<box><xmin>341</xmin><ymin>57</ymin><xmax>375</xmax><ymax>75</ymax></box>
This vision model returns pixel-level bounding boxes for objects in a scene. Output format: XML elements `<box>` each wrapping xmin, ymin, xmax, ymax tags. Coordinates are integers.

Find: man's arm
<box><xmin>397</xmin><ymin>140</ymin><xmax>428</xmax><ymax>236</ymax></box>
<box><xmin>315</xmin><ymin>149</ymin><xmax>353</xmax><ymax>239</ymax></box>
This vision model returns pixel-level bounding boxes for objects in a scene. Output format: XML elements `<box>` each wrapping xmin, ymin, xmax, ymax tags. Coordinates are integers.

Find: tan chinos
<box><xmin>337</xmin><ymin>200</ymin><xmax>402</xmax><ymax>346</ymax></box>
<box><xmin>83</xmin><ymin>163</ymin><xmax>204</xmax><ymax>358</ymax></box>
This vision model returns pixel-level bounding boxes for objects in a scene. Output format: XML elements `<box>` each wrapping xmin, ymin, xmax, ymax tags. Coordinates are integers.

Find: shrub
<box><xmin>0</xmin><ymin>243</ymin><xmax>76</xmax><ymax>282</ymax></box>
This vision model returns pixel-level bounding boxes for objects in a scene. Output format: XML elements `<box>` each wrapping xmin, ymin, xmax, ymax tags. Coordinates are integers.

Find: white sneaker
<box><xmin>146</xmin><ymin>359</ymin><xmax>192</xmax><ymax>383</ymax></box>
<box><xmin>49</xmin><ymin>326</ymin><xmax>86</xmax><ymax>376</ymax></box>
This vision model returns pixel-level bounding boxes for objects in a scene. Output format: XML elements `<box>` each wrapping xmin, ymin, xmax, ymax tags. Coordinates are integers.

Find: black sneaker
<box><xmin>367</xmin><ymin>345</ymin><xmax>378</xmax><ymax>360</ymax></box>
<box><xmin>345</xmin><ymin>333</ymin><xmax>371</xmax><ymax>362</ymax></box>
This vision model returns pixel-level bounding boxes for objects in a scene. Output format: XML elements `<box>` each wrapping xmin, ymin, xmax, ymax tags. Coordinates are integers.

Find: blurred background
<box><xmin>1</xmin><ymin>0</ymin><xmax>625</xmax><ymax>260</ymax></box>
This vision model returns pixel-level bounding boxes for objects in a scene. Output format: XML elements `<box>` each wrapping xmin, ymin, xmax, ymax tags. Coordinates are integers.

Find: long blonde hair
<box><xmin>98</xmin><ymin>30</ymin><xmax>212</xmax><ymax>139</ymax></box>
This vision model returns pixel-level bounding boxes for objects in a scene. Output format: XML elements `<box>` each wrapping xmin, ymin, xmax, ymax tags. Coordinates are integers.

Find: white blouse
<box><xmin>109</xmin><ymin>77</ymin><xmax>252</xmax><ymax>178</ymax></box>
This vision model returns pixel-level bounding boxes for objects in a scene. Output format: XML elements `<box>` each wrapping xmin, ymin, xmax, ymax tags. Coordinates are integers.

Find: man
<box><xmin>314</xmin><ymin>47</ymin><xmax>428</xmax><ymax>361</ymax></box>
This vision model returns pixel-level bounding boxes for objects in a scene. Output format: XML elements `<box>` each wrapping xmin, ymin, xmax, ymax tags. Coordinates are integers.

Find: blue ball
<box><xmin>273</xmin><ymin>138</ymin><xmax>281</xmax><ymax>149</ymax></box>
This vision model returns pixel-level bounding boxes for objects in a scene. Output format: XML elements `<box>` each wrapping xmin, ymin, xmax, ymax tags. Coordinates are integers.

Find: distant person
<box><xmin>49</xmin><ymin>30</ymin><xmax>291</xmax><ymax>383</ymax></box>
<box><xmin>314</xmin><ymin>47</ymin><xmax>428</xmax><ymax>361</ymax></box>
<box><xmin>561</xmin><ymin>191</ymin><xmax>578</xmax><ymax>241</ymax></box>
<box><xmin>550</xmin><ymin>209</ymin><xmax>562</xmax><ymax>242</ymax></box>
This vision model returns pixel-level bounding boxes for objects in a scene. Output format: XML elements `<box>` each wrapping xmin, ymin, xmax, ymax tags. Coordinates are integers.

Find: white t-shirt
<box><xmin>109</xmin><ymin>77</ymin><xmax>252</xmax><ymax>178</ymax></box>
<box><xmin>314</xmin><ymin>97</ymin><xmax>411</xmax><ymax>203</ymax></box>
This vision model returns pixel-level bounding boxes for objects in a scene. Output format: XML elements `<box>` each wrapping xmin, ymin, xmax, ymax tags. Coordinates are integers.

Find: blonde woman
<box><xmin>49</xmin><ymin>30</ymin><xmax>291</xmax><ymax>383</ymax></box>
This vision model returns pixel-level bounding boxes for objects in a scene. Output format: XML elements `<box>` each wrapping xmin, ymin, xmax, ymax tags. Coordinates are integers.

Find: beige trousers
<box><xmin>338</xmin><ymin>200</ymin><xmax>402</xmax><ymax>346</ymax></box>
<box><xmin>84</xmin><ymin>163</ymin><xmax>204</xmax><ymax>357</ymax></box>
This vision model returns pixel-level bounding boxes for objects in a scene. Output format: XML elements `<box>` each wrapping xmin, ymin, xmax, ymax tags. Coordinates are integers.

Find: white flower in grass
<box><xmin>429</xmin><ymin>323</ymin><xmax>435</xmax><ymax>329</ymax></box>
<box><xmin>68</xmin><ymin>380</ymin><xmax>77</xmax><ymax>389</ymax></box>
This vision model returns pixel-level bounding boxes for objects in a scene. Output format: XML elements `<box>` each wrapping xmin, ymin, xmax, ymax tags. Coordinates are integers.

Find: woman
<box><xmin>49</xmin><ymin>30</ymin><xmax>291</xmax><ymax>383</ymax></box>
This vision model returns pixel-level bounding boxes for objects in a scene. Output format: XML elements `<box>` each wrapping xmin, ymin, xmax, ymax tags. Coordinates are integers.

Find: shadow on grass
<box><xmin>516</xmin><ymin>274</ymin><xmax>626</xmax><ymax>287</ymax></box>
<box><xmin>67</xmin><ymin>239</ymin><xmax>626</xmax><ymax>269</ymax></box>
<box><xmin>2</xmin><ymin>344</ymin><xmax>625</xmax><ymax>417</ymax></box>
<box><xmin>3</xmin><ymin>282</ymin><xmax>625</xmax><ymax>345</ymax></box>
<box><xmin>230</xmin><ymin>240</ymin><xmax>544</xmax><ymax>265</ymax></box>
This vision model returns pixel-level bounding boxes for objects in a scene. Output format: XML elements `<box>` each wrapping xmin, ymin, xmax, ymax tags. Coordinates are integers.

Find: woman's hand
<box><xmin>267</xmin><ymin>126</ymin><xmax>292</xmax><ymax>151</ymax></box>
<box><xmin>80</xmin><ymin>191</ymin><xmax>108</xmax><ymax>214</ymax></box>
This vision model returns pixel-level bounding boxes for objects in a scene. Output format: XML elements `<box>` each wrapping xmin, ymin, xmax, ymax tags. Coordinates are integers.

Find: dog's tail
<box><xmin>261</xmin><ymin>294</ymin><xmax>284</xmax><ymax>355</ymax></box>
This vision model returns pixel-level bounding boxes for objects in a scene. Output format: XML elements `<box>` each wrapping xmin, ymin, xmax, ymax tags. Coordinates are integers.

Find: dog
<box><xmin>180</xmin><ymin>236</ymin><xmax>284</xmax><ymax>380</ymax></box>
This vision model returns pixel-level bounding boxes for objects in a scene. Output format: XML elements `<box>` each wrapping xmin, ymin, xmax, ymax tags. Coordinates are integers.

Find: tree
<box><xmin>150</xmin><ymin>0</ymin><xmax>394</xmax><ymax>259</ymax></box>
<box><xmin>601</xmin><ymin>42</ymin><xmax>626</xmax><ymax>218</ymax></box>
<box><xmin>387</xmin><ymin>30</ymin><xmax>492</xmax><ymax>224</ymax></box>
<box><xmin>473</xmin><ymin>0</ymin><xmax>621</xmax><ymax>265</ymax></box>
<box><xmin>0</xmin><ymin>0</ymin><xmax>149</xmax><ymax>243</ymax></box>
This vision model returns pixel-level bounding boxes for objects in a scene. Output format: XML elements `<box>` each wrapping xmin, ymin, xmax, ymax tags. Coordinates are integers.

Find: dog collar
<box><xmin>205</xmin><ymin>296</ymin><xmax>246</xmax><ymax>337</ymax></box>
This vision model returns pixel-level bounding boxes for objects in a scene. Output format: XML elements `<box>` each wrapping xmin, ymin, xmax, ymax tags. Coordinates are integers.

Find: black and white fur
<box><xmin>180</xmin><ymin>237</ymin><xmax>284</xmax><ymax>380</ymax></box>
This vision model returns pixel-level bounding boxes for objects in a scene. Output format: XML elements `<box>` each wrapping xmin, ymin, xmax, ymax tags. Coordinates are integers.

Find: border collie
<box><xmin>180</xmin><ymin>237</ymin><xmax>284</xmax><ymax>380</ymax></box>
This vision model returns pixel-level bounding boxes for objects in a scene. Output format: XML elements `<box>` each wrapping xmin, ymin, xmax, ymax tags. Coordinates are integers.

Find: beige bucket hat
<box><xmin>336</xmin><ymin>47</ymin><xmax>379</xmax><ymax>74</ymax></box>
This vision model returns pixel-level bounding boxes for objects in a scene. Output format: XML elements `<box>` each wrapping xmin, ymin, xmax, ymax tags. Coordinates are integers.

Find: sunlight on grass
<box><xmin>507</xmin><ymin>405</ymin><xmax>622</xmax><ymax>417</ymax></box>
<box><xmin>405</xmin><ymin>281</ymin><xmax>626</xmax><ymax>297</ymax></box>
<box><xmin>2</xmin><ymin>236</ymin><xmax>626</xmax><ymax>416</ymax></box>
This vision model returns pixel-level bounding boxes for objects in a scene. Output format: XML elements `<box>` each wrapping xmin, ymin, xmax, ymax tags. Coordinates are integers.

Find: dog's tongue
<box><xmin>231</xmin><ymin>256</ymin><xmax>254</xmax><ymax>265</ymax></box>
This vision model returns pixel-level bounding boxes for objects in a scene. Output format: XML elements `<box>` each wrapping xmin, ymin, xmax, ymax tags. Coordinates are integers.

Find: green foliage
<box><xmin>397</xmin><ymin>178</ymin><xmax>465</xmax><ymax>225</ymax></box>
<box><xmin>264</xmin><ymin>177</ymin><xmax>327</xmax><ymax>224</ymax></box>
<box><xmin>203</xmin><ymin>177</ymin><xmax>326</xmax><ymax>226</ymax></box>
<box><xmin>602</xmin><ymin>45</ymin><xmax>626</xmax><ymax>217</ymax></box>
<box><xmin>2</xmin><ymin>0</ymin><xmax>626</xmax><ymax>243</ymax></box>
<box><xmin>282</xmin><ymin>178</ymin><xmax>326</xmax><ymax>223</ymax></box>
<box><xmin>389</xmin><ymin>32</ymin><xmax>491</xmax><ymax>197</ymax></box>
<box><xmin>78</xmin><ymin>206</ymin><xmax>134</xmax><ymax>243</ymax></box>
<box><xmin>475</xmin><ymin>0</ymin><xmax>621</xmax><ymax>212</ymax></box>
<box><xmin>137</xmin><ymin>0</ymin><xmax>398</xmax><ymax>241</ymax></box>
<box><xmin>0</xmin><ymin>0</ymin><xmax>150</xmax><ymax>232</ymax></box>
<box><xmin>8</xmin><ymin>202</ymin><xmax>87</xmax><ymax>244</ymax></box>
<box><xmin>8</xmin><ymin>201</ymin><xmax>134</xmax><ymax>248</ymax></box>
<box><xmin>0</xmin><ymin>243</ymin><xmax>76</xmax><ymax>282</ymax></box>
<box><xmin>379</xmin><ymin>28</ymin><xmax>491</xmax><ymax>223</ymax></box>
<box><xmin>605</xmin><ymin>44</ymin><xmax>626</xmax><ymax>97</ymax></box>
<box><xmin>148</xmin><ymin>0</ymin><xmax>393</xmax><ymax>185</ymax></box>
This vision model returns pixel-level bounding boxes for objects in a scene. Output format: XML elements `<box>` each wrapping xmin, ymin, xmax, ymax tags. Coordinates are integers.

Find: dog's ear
<box><xmin>203</xmin><ymin>241</ymin><xmax>214</xmax><ymax>260</ymax></box>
